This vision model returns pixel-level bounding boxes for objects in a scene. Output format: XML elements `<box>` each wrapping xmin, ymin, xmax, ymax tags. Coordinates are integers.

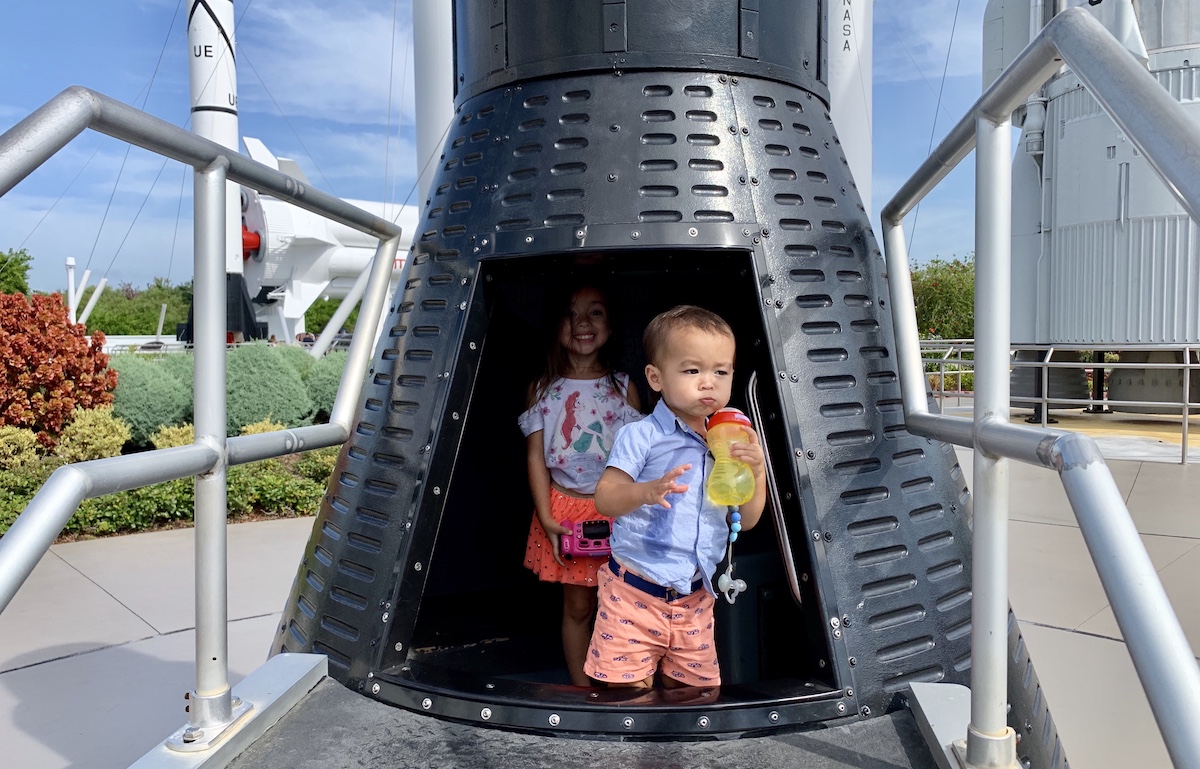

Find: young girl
<box><xmin>517</xmin><ymin>282</ymin><xmax>643</xmax><ymax>686</ymax></box>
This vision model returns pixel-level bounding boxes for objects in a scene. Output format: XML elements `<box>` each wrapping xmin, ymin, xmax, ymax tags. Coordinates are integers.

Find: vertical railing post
<box><xmin>187</xmin><ymin>157</ymin><xmax>234</xmax><ymax>737</ymax></box>
<box><xmin>965</xmin><ymin>114</ymin><xmax>1020</xmax><ymax>769</ymax></box>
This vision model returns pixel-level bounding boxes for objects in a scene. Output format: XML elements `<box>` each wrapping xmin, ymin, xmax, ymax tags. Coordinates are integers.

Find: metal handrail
<box><xmin>882</xmin><ymin>9</ymin><xmax>1200</xmax><ymax>769</ymax></box>
<box><xmin>0</xmin><ymin>86</ymin><xmax>403</xmax><ymax>748</ymax></box>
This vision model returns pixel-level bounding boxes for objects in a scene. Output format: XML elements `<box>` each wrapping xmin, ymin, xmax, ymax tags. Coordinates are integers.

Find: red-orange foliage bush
<box><xmin>0</xmin><ymin>292</ymin><xmax>117</xmax><ymax>446</ymax></box>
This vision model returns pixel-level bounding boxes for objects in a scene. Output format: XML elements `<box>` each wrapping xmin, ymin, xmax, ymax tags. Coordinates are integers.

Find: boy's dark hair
<box><xmin>643</xmin><ymin>305</ymin><xmax>735</xmax><ymax>366</ymax></box>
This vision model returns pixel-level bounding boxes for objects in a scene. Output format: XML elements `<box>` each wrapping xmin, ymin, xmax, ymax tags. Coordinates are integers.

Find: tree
<box><xmin>304</xmin><ymin>297</ymin><xmax>359</xmax><ymax>336</ymax></box>
<box><xmin>79</xmin><ymin>277</ymin><xmax>192</xmax><ymax>335</ymax></box>
<box><xmin>0</xmin><ymin>293</ymin><xmax>117</xmax><ymax>446</ymax></box>
<box><xmin>0</xmin><ymin>249</ymin><xmax>32</xmax><ymax>296</ymax></box>
<box><xmin>910</xmin><ymin>255</ymin><xmax>975</xmax><ymax>340</ymax></box>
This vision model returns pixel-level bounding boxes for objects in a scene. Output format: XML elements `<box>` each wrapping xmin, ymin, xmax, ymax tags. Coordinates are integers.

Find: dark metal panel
<box><xmin>489</xmin><ymin>18</ymin><xmax>507</xmax><ymax>74</ymax></box>
<box><xmin>454</xmin><ymin>0</ymin><xmax>828</xmax><ymax>108</ymax></box>
<box><xmin>739</xmin><ymin>8</ymin><xmax>760</xmax><ymax>60</ymax></box>
<box><xmin>603</xmin><ymin>1</ymin><xmax>628</xmax><ymax>53</ymax></box>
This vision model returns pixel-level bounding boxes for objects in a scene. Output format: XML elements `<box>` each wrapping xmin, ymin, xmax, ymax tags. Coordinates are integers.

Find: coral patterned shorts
<box><xmin>584</xmin><ymin>563</ymin><xmax>720</xmax><ymax>686</ymax></box>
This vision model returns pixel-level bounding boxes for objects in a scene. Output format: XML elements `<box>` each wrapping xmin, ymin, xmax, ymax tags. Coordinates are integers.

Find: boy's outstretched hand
<box><xmin>643</xmin><ymin>463</ymin><xmax>691</xmax><ymax>509</ymax></box>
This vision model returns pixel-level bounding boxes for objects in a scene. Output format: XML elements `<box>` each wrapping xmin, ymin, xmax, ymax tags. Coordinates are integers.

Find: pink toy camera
<box><xmin>560</xmin><ymin>519</ymin><xmax>612</xmax><ymax>559</ymax></box>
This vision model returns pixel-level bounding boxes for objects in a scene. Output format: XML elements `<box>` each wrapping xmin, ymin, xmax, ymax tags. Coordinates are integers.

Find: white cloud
<box><xmin>873</xmin><ymin>0</ymin><xmax>987</xmax><ymax>86</ymax></box>
<box><xmin>235</xmin><ymin>0</ymin><xmax>418</xmax><ymax>127</ymax></box>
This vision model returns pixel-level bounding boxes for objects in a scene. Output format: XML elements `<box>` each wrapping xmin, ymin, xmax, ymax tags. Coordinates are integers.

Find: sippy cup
<box><xmin>705</xmin><ymin>407</ymin><xmax>756</xmax><ymax>507</ymax></box>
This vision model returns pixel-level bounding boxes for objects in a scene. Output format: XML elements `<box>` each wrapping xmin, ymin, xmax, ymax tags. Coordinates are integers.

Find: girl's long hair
<box><xmin>528</xmin><ymin>278</ymin><xmax>626</xmax><ymax>408</ymax></box>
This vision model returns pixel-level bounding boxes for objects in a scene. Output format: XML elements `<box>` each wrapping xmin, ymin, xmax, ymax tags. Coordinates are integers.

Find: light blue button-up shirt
<box><xmin>606</xmin><ymin>399</ymin><xmax>729</xmax><ymax>596</ymax></box>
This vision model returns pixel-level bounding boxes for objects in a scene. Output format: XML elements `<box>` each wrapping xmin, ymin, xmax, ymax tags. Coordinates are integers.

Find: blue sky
<box><xmin>0</xmin><ymin>0</ymin><xmax>985</xmax><ymax>292</ymax></box>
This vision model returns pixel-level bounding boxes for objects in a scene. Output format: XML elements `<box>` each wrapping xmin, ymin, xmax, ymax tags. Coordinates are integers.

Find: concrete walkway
<box><xmin>1</xmin><ymin>411</ymin><xmax>1198</xmax><ymax>768</ymax></box>
<box><xmin>0</xmin><ymin>517</ymin><xmax>313</xmax><ymax>769</ymax></box>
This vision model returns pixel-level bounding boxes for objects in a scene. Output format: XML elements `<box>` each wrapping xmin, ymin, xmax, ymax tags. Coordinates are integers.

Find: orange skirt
<box><xmin>524</xmin><ymin>487</ymin><xmax>606</xmax><ymax>586</ymax></box>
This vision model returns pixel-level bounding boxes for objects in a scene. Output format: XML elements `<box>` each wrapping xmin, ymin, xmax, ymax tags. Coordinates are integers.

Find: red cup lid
<box><xmin>706</xmin><ymin>407</ymin><xmax>752</xmax><ymax>429</ymax></box>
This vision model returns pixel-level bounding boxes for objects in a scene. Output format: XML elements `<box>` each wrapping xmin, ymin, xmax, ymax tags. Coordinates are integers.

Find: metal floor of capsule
<box><xmin>226</xmin><ymin>677</ymin><xmax>938</xmax><ymax>769</ymax></box>
<box><xmin>2</xmin><ymin>404</ymin><xmax>1199</xmax><ymax>769</ymax></box>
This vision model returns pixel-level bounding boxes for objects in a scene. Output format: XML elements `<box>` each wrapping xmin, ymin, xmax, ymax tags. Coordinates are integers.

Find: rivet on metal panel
<box><xmin>623</xmin><ymin>717</ymin><xmax>635</xmax><ymax>729</ymax></box>
<box><xmin>422</xmin><ymin>698</ymin><xmax>432</xmax><ymax>710</ymax></box>
<box><xmin>849</xmin><ymin>656</ymin><xmax>857</xmax><ymax>667</ymax></box>
<box><xmin>697</xmin><ymin>716</ymin><xmax>710</xmax><ymax>729</ymax></box>
<box><xmin>806</xmin><ymin>450</ymin><xmax>815</xmax><ymax>459</ymax></box>
<box><xmin>381</xmin><ymin>612</ymin><xmax>390</xmax><ymax>622</ymax></box>
<box><xmin>769</xmin><ymin>711</ymin><xmax>780</xmax><ymax>723</ymax></box>
<box><xmin>846</xmin><ymin>688</ymin><xmax>854</xmax><ymax>698</ymax></box>
<box><xmin>812</xmin><ymin>530</ymin><xmax>821</xmax><ymax>541</ymax></box>
<box><xmin>433</xmin><ymin>487</ymin><xmax>441</xmax><ymax>495</ymax></box>
<box><xmin>688</xmin><ymin>227</ymin><xmax>698</xmax><ymax>237</ymax></box>
<box><xmin>833</xmin><ymin>628</ymin><xmax>842</xmax><ymax>639</ymax></box>
<box><xmin>837</xmin><ymin>702</ymin><xmax>846</xmax><ymax>713</ymax></box>
<box><xmin>481</xmin><ymin>708</ymin><xmax>492</xmax><ymax>720</ymax></box>
<box><xmin>395</xmin><ymin>642</ymin><xmax>403</xmax><ymax>652</ymax></box>
<box><xmin>630</xmin><ymin>230</ymin><xmax>640</xmax><ymax>239</ymax></box>
<box><xmin>469</xmin><ymin>341</ymin><xmax>478</xmax><ymax>350</ymax></box>
<box><xmin>415</xmin><ymin>562</ymin><xmax>423</xmax><ymax>571</ymax></box>
<box><xmin>452</xmin><ymin>412</ymin><xmax>460</xmax><ymax>420</ymax></box>
<box><xmin>371</xmin><ymin>683</ymin><xmax>381</xmax><ymax>694</ymax></box>
<box><xmin>525</xmin><ymin>236</ymin><xmax>534</xmax><ymax>243</ymax></box>
<box><xmin>549</xmin><ymin>714</ymin><xmax>561</xmax><ymax>726</ymax></box>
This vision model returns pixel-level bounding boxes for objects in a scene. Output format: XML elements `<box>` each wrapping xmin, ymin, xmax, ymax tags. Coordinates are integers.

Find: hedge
<box><xmin>226</xmin><ymin>344</ymin><xmax>315</xmax><ymax>433</ymax></box>
<box><xmin>110</xmin><ymin>354</ymin><xmax>192</xmax><ymax>445</ymax></box>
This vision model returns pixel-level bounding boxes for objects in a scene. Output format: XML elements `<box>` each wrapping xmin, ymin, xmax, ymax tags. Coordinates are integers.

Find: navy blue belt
<box><xmin>607</xmin><ymin>557</ymin><xmax>704</xmax><ymax>602</ymax></box>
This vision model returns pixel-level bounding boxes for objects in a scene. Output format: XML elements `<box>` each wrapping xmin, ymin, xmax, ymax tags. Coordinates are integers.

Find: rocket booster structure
<box><xmin>187</xmin><ymin>0</ymin><xmax>243</xmax><ymax>276</ymax></box>
<box><xmin>271</xmin><ymin>2</ymin><xmax>1062</xmax><ymax>766</ymax></box>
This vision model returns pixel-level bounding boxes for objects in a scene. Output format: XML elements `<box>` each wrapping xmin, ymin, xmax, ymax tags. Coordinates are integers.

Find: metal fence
<box><xmin>918</xmin><ymin>339</ymin><xmax>1197</xmax><ymax>464</ymax></box>
<box><xmin>0</xmin><ymin>86</ymin><xmax>402</xmax><ymax>751</ymax></box>
<box><xmin>884</xmin><ymin>9</ymin><xmax>1200</xmax><ymax>769</ymax></box>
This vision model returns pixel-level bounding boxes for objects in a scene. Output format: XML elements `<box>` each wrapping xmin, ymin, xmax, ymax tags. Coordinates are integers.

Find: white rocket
<box><xmin>187</xmin><ymin>0</ymin><xmax>243</xmax><ymax>277</ymax></box>
<box><xmin>987</xmin><ymin>0</ymin><xmax>1200</xmax><ymax>411</ymax></box>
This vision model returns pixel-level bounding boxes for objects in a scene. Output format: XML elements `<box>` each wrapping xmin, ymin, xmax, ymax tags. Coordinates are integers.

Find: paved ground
<box><xmin>1</xmin><ymin>406</ymin><xmax>1198</xmax><ymax>768</ymax></box>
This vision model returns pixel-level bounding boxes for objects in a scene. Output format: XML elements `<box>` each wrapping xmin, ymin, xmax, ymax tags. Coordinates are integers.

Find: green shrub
<box><xmin>241</xmin><ymin>418</ymin><xmax>286</xmax><ymax>435</ymax></box>
<box><xmin>150</xmin><ymin>423</ymin><xmax>195</xmax><ymax>449</ymax></box>
<box><xmin>303</xmin><ymin>351</ymin><xmax>348</xmax><ymax>421</ymax></box>
<box><xmin>55</xmin><ymin>406</ymin><xmax>132</xmax><ymax>463</ymax></box>
<box><xmin>274</xmin><ymin>344</ymin><xmax>315</xmax><ymax>378</ymax></box>
<box><xmin>294</xmin><ymin>446</ymin><xmax>339</xmax><ymax>483</ymax></box>
<box><xmin>69</xmin><ymin>478</ymin><xmax>195</xmax><ymax>536</ymax></box>
<box><xmin>227</xmin><ymin>460</ymin><xmax>324</xmax><ymax>517</ymax></box>
<box><xmin>226</xmin><ymin>345</ymin><xmax>314</xmax><ymax>434</ymax></box>
<box><xmin>0</xmin><ymin>425</ymin><xmax>42</xmax><ymax>470</ymax></box>
<box><xmin>110</xmin><ymin>354</ymin><xmax>192</xmax><ymax>445</ymax></box>
<box><xmin>158</xmin><ymin>352</ymin><xmax>195</xmax><ymax>389</ymax></box>
<box><xmin>0</xmin><ymin>459</ymin><xmax>62</xmax><ymax>535</ymax></box>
